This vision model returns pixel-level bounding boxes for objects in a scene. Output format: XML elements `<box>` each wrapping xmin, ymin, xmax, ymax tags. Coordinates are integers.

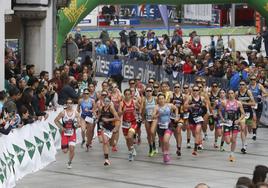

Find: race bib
<box><xmin>193</xmin><ymin>116</ymin><xmax>204</xmax><ymax>123</ymax></box>
<box><xmin>220</xmin><ymin>120</ymin><xmax>233</xmax><ymax>127</ymax></box>
<box><xmin>122</xmin><ymin>121</ymin><xmax>131</xmax><ymax>129</ymax></box>
<box><xmin>103</xmin><ymin>128</ymin><xmax>113</xmax><ymax>139</ymax></box>
<box><xmin>146</xmin><ymin>115</ymin><xmax>153</xmax><ymax>121</ymax></box>
<box><xmin>85</xmin><ymin>117</ymin><xmax>94</xmax><ymax>124</ymax></box>
<box><xmin>170</xmin><ymin>113</ymin><xmax>177</xmax><ymax>120</ymax></box>
<box><xmin>159</xmin><ymin>122</ymin><xmax>169</xmax><ymax>129</ymax></box>
<box><xmin>245</xmin><ymin>112</ymin><xmax>250</xmax><ymax>120</ymax></box>
<box><xmin>183</xmin><ymin>113</ymin><xmax>189</xmax><ymax>119</ymax></box>
<box><xmin>64</xmin><ymin>128</ymin><xmax>74</xmax><ymax>136</ymax></box>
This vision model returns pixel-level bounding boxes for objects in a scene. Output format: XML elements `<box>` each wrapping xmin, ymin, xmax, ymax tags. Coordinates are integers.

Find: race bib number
<box><xmin>183</xmin><ymin>113</ymin><xmax>189</xmax><ymax>119</ymax></box>
<box><xmin>159</xmin><ymin>122</ymin><xmax>169</xmax><ymax>129</ymax></box>
<box><xmin>170</xmin><ymin>113</ymin><xmax>177</xmax><ymax>120</ymax></box>
<box><xmin>64</xmin><ymin>128</ymin><xmax>74</xmax><ymax>136</ymax></box>
<box><xmin>85</xmin><ymin>117</ymin><xmax>94</xmax><ymax>124</ymax></box>
<box><xmin>220</xmin><ymin>120</ymin><xmax>233</xmax><ymax>127</ymax></box>
<box><xmin>103</xmin><ymin>128</ymin><xmax>113</xmax><ymax>139</ymax></box>
<box><xmin>193</xmin><ymin>116</ymin><xmax>204</xmax><ymax>123</ymax></box>
<box><xmin>245</xmin><ymin>112</ymin><xmax>250</xmax><ymax>120</ymax></box>
<box><xmin>122</xmin><ymin>121</ymin><xmax>131</xmax><ymax>129</ymax></box>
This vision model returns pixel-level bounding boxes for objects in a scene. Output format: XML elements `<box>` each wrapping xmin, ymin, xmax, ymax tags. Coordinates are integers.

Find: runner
<box><xmin>99</xmin><ymin>97</ymin><xmax>120</xmax><ymax>166</ymax></box>
<box><xmin>215</xmin><ymin>89</ymin><xmax>227</xmax><ymax>151</ymax></box>
<box><xmin>118</xmin><ymin>89</ymin><xmax>140</xmax><ymax>161</ymax></box>
<box><xmin>219</xmin><ymin>89</ymin><xmax>245</xmax><ymax>162</ymax></box>
<box><xmin>142</xmin><ymin>86</ymin><xmax>157</xmax><ymax>156</ymax></box>
<box><xmin>182</xmin><ymin>84</ymin><xmax>192</xmax><ymax>148</ymax></box>
<box><xmin>236</xmin><ymin>80</ymin><xmax>255</xmax><ymax>154</ymax></box>
<box><xmin>110</xmin><ymin>83</ymin><xmax>122</xmax><ymax>152</ymax></box>
<box><xmin>185</xmin><ymin>85</ymin><xmax>207</xmax><ymax>156</ymax></box>
<box><xmin>171</xmin><ymin>83</ymin><xmax>186</xmax><ymax>157</ymax></box>
<box><xmin>54</xmin><ymin>98</ymin><xmax>85</xmax><ymax>169</ymax></box>
<box><xmin>77</xmin><ymin>88</ymin><xmax>96</xmax><ymax>151</ymax></box>
<box><xmin>208</xmin><ymin>82</ymin><xmax>220</xmax><ymax>148</ymax></box>
<box><xmin>152</xmin><ymin>93</ymin><xmax>178</xmax><ymax>163</ymax></box>
<box><xmin>96</xmin><ymin>90</ymin><xmax>109</xmax><ymax>143</ymax></box>
<box><xmin>248</xmin><ymin>75</ymin><xmax>268</xmax><ymax>140</ymax></box>
<box><xmin>81</xmin><ymin>83</ymin><xmax>98</xmax><ymax>147</ymax></box>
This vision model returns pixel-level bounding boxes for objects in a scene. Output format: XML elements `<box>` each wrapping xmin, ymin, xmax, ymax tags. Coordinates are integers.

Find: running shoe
<box><xmin>176</xmin><ymin>150</ymin><xmax>181</xmax><ymax>157</ymax></box>
<box><xmin>149</xmin><ymin>151</ymin><xmax>154</xmax><ymax>157</ymax></box>
<box><xmin>241</xmin><ymin>148</ymin><xmax>247</xmax><ymax>154</ymax></box>
<box><xmin>214</xmin><ymin>143</ymin><xmax>219</xmax><ymax>149</ymax></box>
<box><xmin>163</xmin><ymin>154</ymin><xmax>171</xmax><ymax>163</ymax></box>
<box><xmin>252</xmin><ymin>135</ymin><xmax>257</xmax><ymax>141</ymax></box>
<box><xmin>187</xmin><ymin>143</ymin><xmax>191</xmax><ymax>149</ymax></box>
<box><xmin>128</xmin><ymin>152</ymin><xmax>134</xmax><ymax>161</ymax></box>
<box><xmin>104</xmin><ymin>159</ymin><xmax>111</xmax><ymax>166</ymax></box>
<box><xmin>132</xmin><ymin>148</ymin><xmax>137</xmax><ymax>156</ymax></box>
<box><xmin>153</xmin><ymin>148</ymin><xmax>158</xmax><ymax>155</ymax></box>
<box><xmin>228</xmin><ymin>155</ymin><xmax>235</xmax><ymax>162</ymax></box>
<box><xmin>192</xmin><ymin>151</ymin><xmax>198</xmax><ymax>156</ymax></box>
<box><xmin>81</xmin><ymin>140</ymin><xmax>85</xmax><ymax>148</ymax></box>
<box><xmin>67</xmin><ymin>161</ymin><xmax>72</xmax><ymax>169</ymax></box>
<box><xmin>203</xmin><ymin>134</ymin><xmax>208</xmax><ymax>141</ymax></box>
<box><xmin>112</xmin><ymin>146</ymin><xmax>118</xmax><ymax>152</ymax></box>
<box><xmin>86</xmin><ymin>144</ymin><xmax>89</xmax><ymax>152</ymax></box>
<box><xmin>197</xmin><ymin>145</ymin><xmax>203</xmax><ymax>150</ymax></box>
<box><xmin>220</xmin><ymin>146</ymin><xmax>225</xmax><ymax>152</ymax></box>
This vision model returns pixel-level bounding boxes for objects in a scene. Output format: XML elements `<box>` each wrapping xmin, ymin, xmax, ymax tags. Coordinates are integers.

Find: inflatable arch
<box><xmin>57</xmin><ymin>0</ymin><xmax>268</xmax><ymax>63</ymax></box>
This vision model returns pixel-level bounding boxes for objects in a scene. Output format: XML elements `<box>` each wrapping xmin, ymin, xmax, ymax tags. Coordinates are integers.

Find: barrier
<box><xmin>77</xmin><ymin>51</ymin><xmax>229</xmax><ymax>89</ymax></box>
<box><xmin>260</xmin><ymin>97</ymin><xmax>268</xmax><ymax>127</ymax></box>
<box><xmin>0</xmin><ymin>107</ymin><xmax>82</xmax><ymax>188</ymax></box>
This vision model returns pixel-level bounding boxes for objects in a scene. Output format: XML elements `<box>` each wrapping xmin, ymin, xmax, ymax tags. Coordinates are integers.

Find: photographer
<box><xmin>248</xmin><ymin>32</ymin><xmax>262</xmax><ymax>53</ymax></box>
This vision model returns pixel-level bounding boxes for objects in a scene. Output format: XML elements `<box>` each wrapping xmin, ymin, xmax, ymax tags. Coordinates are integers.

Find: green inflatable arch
<box><xmin>57</xmin><ymin>0</ymin><xmax>268</xmax><ymax>63</ymax></box>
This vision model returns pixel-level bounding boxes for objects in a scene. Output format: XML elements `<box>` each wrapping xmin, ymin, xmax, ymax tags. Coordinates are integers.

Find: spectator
<box><xmin>50</xmin><ymin>68</ymin><xmax>62</xmax><ymax>93</ymax></box>
<box><xmin>81</xmin><ymin>55</ymin><xmax>93</xmax><ymax>69</ymax></box>
<box><xmin>5</xmin><ymin>60</ymin><xmax>19</xmax><ymax>81</ymax></box>
<box><xmin>27</xmin><ymin>76</ymin><xmax>39</xmax><ymax>92</ymax></box>
<box><xmin>183</xmin><ymin>55</ymin><xmax>193</xmax><ymax>74</ymax></box>
<box><xmin>146</xmin><ymin>32</ymin><xmax>159</xmax><ymax>49</ymax></box>
<box><xmin>120</xmin><ymin>42</ymin><xmax>128</xmax><ymax>56</ymax></box>
<box><xmin>119</xmin><ymin>28</ymin><xmax>128</xmax><ymax>46</ymax></box>
<box><xmin>215</xmin><ymin>35</ymin><xmax>224</xmax><ymax>58</ymax></box>
<box><xmin>129</xmin><ymin>28</ymin><xmax>137</xmax><ymax>46</ymax></box>
<box><xmin>107</xmin><ymin>40</ymin><xmax>118</xmax><ymax>55</ymax></box>
<box><xmin>262</xmin><ymin>26</ymin><xmax>268</xmax><ymax>57</ymax></box>
<box><xmin>58</xmin><ymin>73</ymin><xmax>79</xmax><ymax>105</ymax></box>
<box><xmin>174</xmin><ymin>24</ymin><xmax>183</xmax><ymax>37</ymax></box>
<box><xmin>99</xmin><ymin>29</ymin><xmax>110</xmax><ymax>44</ymax></box>
<box><xmin>252</xmin><ymin>165</ymin><xmax>268</xmax><ymax>185</ymax></box>
<box><xmin>249</xmin><ymin>32</ymin><xmax>262</xmax><ymax>53</ymax></box>
<box><xmin>209</xmin><ymin>35</ymin><xmax>216</xmax><ymax>59</ymax></box>
<box><xmin>17</xmin><ymin>77</ymin><xmax>27</xmax><ymax>93</ymax></box>
<box><xmin>24</xmin><ymin>64</ymin><xmax>35</xmax><ymax>83</ymax></box>
<box><xmin>32</xmin><ymin>85</ymin><xmax>48</xmax><ymax>118</ymax></box>
<box><xmin>4</xmin><ymin>87</ymin><xmax>20</xmax><ymax>114</ymax></box>
<box><xmin>108</xmin><ymin>55</ymin><xmax>123</xmax><ymax>91</ymax></box>
<box><xmin>69</xmin><ymin>62</ymin><xmax>80</xmax><ymax>80</ymax></box>
<box><xmin>189</xmin><ymin>35</ymin><xmax>202</xmax><ymax>56</ymax></box>
<box><xmin>17</xmin><ymin>87</ymin><xmax>35</xmax><ymax>117</ymax></box>
<box><xmin>96</xmin><ymin>41</ymin><xmax>108</xmax><ymax>55</ymax></box>
<box><xmin>236</xmin><ymin>177</ymin><xmax>254</xmax><ymax>188</ymax></box>
<box><xmin>19</xmin><ymin>105</ymin><xmax>34</xmax><ymax>125</ymax></box>
<box><xmin>74</xmin><ymin>27</ymin><xmax>82</xmax><ymax>42</ymax></box>
<box><xmin>171</xmin><ymin>30</ymin><xmax>183</xmax><ymax>46</ymax></box>
<box><xmin>140</xmin><ymin>31</ymin><xmax>147</xmax><ymax>47</ymax></box>
<box><xmin>40</xmin><ymin>71</ymin><xmax>49</xmax><ymax>83</ymax></box>
<box><xmin>256</xmin><ymin>183</ymin><xmax>268</xmax><ymax>188</ymax></box>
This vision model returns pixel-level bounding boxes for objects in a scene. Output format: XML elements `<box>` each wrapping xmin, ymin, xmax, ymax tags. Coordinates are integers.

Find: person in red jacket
<box><xmin>182</xmin><ymin>56</ymin><xmax>193</xmax><ymax>74</ymax></box>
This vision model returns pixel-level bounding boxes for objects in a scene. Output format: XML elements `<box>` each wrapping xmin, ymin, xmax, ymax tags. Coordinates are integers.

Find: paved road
<box><xmin>16</xmin><ymin>78</ymin><xmax>268</xmax><ymax>188</ymax></box>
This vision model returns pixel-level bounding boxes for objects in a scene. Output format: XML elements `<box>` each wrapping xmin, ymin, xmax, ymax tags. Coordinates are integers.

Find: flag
<box><xmin>158</xmin><ymin>5</ymin><xmax>169</xmax><ymax>34</ymax></box>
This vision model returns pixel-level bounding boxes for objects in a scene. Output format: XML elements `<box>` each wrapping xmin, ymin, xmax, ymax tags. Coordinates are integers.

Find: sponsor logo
<box><xmin>24</xmin><ymin>140</ymin><xmax>36</xmax><ymax>159</ymax></box>
<box><xmin>34</xmin><ymin>136</ymin><xmax>44</xmax><ymax>155</ymax></box>
<box><xmin>12</xmin><ymin>145</ymin><xmax>25</xmax><ymax>164</ymax></box>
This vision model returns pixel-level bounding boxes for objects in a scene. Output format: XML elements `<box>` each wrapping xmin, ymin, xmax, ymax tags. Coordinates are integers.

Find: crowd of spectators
<box><xmin>1</xmin><ymin>46</ymin><xmax>96</xmax><ymax>135</ymax></box>
<box><xmin>76</xmin><ymin>25</ymin><xmax>268</xmax><ymax>91</ymax></box>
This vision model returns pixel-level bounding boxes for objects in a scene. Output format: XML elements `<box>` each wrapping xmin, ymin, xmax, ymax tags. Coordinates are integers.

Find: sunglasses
<box><xmin>84</xmin><ymin>93</ymin><xmax>90</xmax><ymax>95</ymax></box>
<box><xmin>146</xmin><ymin>90</ymin><xmax>152</xmax><ymax>92</ymax></box>
<box><xmin>149</xmin><ymin>81</ymin><xmax>154</xmax><ymax>84</ymax></box>
<box><xmin>193</xmin><ymin>89</ymin><xmax>199</xmax><ymax>92</ymax></box>
<box><xmin>183</xmin><ymin>87</ymin><xmax>189</xmax><ymax>89</ymax></box>
<box><xmin>240</xmin><ymin>84</ymin><xmax>245</xmax><ymax>86</ymax></box>
<box><xmin>101</xmin><ymin>93</ymin><xmax>107</xmax><ymax>96</ymax></box>
<box><xmin>154</xmin><ymin>86</ymin><xmax>159</xmax><ymax>88</ymax></box>
<box><xmin>174</xmin><ymin>86</ymin><xmax>180</xmax><ymax>88</ymax></box>
<box><xmin>130</xmin><ymin>82</ymin><xmax>135</xmax><ymax>85</ymax></box>
<box><xmin>250</xmin><ymin>78</ymin><xmax>256</xmax><ymax>81</ymax></box>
